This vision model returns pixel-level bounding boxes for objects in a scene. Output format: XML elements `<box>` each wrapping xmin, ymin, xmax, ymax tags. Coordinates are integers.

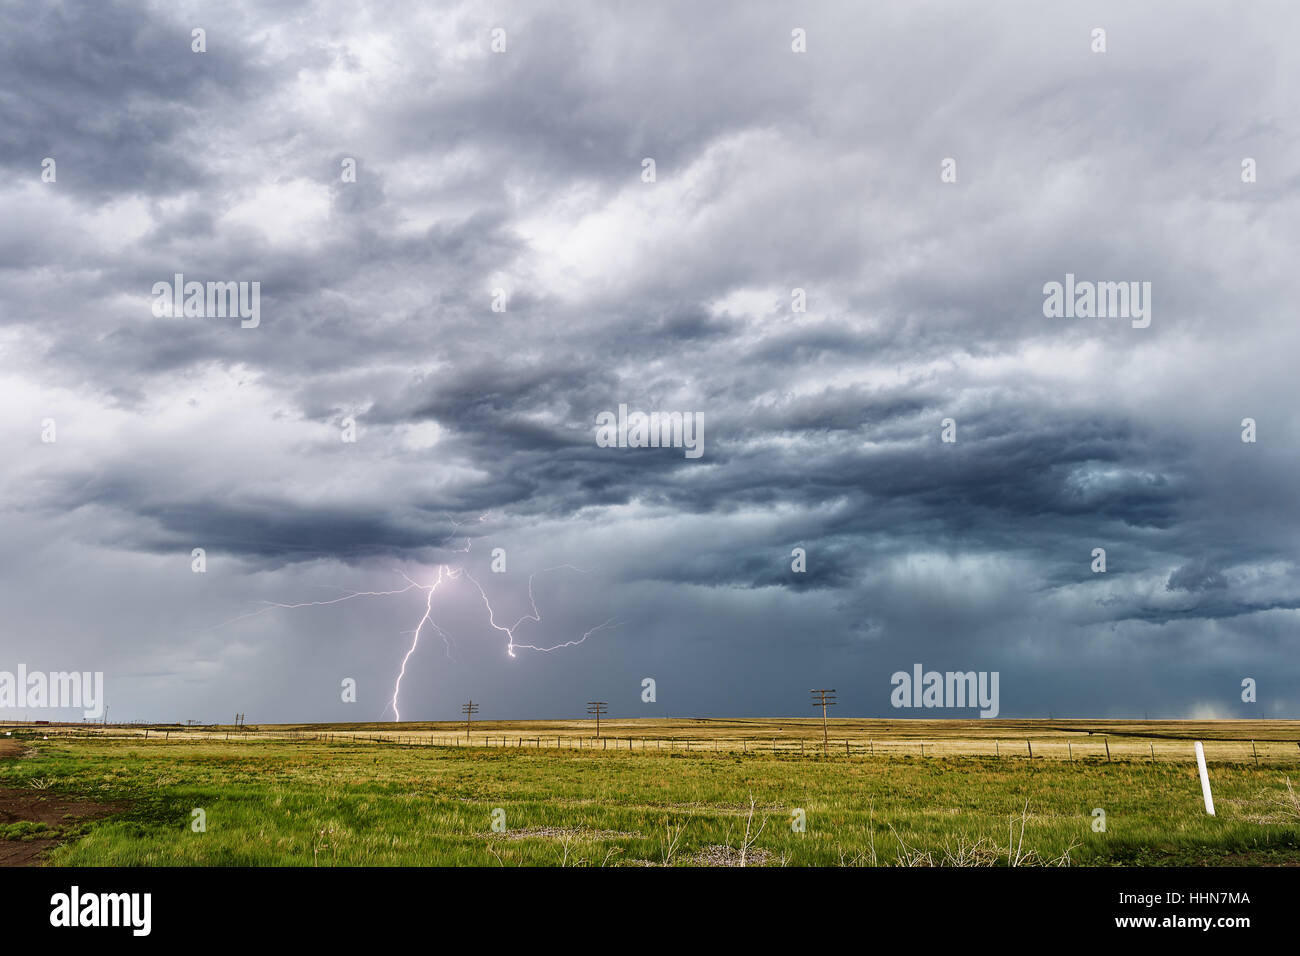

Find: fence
<box><xmin>12</xmin><ymin>725</ymin><xmax>1300</xmax><ymax>765</ymax></box>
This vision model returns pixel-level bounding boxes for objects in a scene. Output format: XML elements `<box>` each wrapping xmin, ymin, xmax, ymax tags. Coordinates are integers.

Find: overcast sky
<box><xmin>2</xmin><ymin>1</ymin><xmax>1298</xmax><ymax>723</ymax></box>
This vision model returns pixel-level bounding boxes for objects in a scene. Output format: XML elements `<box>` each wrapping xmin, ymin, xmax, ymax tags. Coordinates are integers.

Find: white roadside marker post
<box><xmin>1194</xmin><ymin>741</ymin><xmax>1215</xmax><ymax>816</ymax></box>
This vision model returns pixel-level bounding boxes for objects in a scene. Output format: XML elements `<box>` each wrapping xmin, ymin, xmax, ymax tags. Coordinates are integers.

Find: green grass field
<box><xmin>3</xmin><ymin>721</ymin><xmax>1299</xmax><ymax>866</ymax></box>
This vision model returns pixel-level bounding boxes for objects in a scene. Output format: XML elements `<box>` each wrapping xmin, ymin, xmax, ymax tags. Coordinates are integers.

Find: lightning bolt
<box><xmin>462</xmin><ymin>565</ymin><xmax>619</xmax><ymax>658</ymax></box>
<box><xmin>209</xmin><ymin>583</ymin><xmax>424</xmax><ymax>630</ymax></box>
<box><xmin>383</xmin><ymin>564</ymin><xmax>619</xmax><ymax>719</ymax></box>
<box><xmin>215</xmin><ymin>514</ymin><xmax>620</xmax><ymax>722</ymax></box>
<box><xmin>387</xmin><ymin>565</ymin><xmax>460</xmax><ymax>720</ymax></box>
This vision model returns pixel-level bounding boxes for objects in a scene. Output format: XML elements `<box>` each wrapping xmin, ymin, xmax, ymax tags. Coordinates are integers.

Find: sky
<box><xmin>2</xmin><ymin>1</ymin><xmax>1298</xmax><ymax>724</ymax></box>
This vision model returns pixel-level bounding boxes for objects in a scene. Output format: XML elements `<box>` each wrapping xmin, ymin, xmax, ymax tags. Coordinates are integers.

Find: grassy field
<box><xmin>2</xmin><ymin>720</ymin><xmax>1299</xmax><ymax>866</ymax></box>
<box><xmin>15</xmin><ymin>717</ymin><xmax>1300</xmax><ymax>761</ymax></box>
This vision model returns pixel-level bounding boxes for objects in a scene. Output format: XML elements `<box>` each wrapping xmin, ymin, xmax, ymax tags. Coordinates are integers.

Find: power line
<box><xmin>811</xmin><ymin>689</ymin><xmax>836</xmax><ymax>753</ymax></box>
<box><xmin>586</xmin><ymin>701</ymin><xmax>607</xmax><ymax>738</ymax></box>
<box><xmin>461</xmin><ymin>699</ymin><xmax>478</xmax><ymax>736</ymax></box>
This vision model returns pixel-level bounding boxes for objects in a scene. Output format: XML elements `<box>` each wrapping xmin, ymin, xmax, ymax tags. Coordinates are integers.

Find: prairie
<box><xmin>2</xmin><ymin>720</ymin><xmax>1297</xmax><ymax>866</ymax></box>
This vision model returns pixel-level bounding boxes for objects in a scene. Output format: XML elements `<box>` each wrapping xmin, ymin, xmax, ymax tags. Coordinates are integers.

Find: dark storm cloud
<box><xmin>1167</xmin><ymin>562</ymin><xmax>1229</xmax><ymax>593</ymax></box>
<box><xmin>2</xmin><ymin>0</ymin><xmax>1298</xmax><ymax>721</ymax></box>
<box><xmin>0</xmin><ymin>1</ymin><xmax>275</xmax><ymax>201</ymax></box>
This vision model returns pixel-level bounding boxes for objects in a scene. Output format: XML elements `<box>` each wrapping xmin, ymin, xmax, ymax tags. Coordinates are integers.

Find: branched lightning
<box><xmin>214</xmin><ymin>514</ymin><xmax>620</xmax><ymax>722</ymax></box>
<box><xmin>210</xmin><ymin>583</ymin><xmax>424</xmax><ymax>630</ymax></box>
<box><xmin>388</xmin><ymin>565</ymin><xmax>460</xmax><ymax>719</ymax></box>
<box><xmin>462</xmin><ymin>565</ymin><xmax>618</xmax><ymax>657</ymax></box>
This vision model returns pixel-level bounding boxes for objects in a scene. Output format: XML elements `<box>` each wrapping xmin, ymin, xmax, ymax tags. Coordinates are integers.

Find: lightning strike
<box><xmin>217</xmin><ymin>516</ymin><xmax>619</xmax><ymax>722</ymax></box>
<box><xmin>463</xmin><ymin>565</ymin><xmax>618</xmax><ymax>658</ymax></box>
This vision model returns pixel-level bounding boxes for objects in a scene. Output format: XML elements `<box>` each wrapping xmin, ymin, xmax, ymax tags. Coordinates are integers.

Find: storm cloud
<box><xmin>2</xmin><ymin>1</ymin><xmax>1298</xmax><ymax>722</ymax></box>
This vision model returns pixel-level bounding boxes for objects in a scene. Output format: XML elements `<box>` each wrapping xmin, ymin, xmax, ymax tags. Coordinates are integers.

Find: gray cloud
<box><xmin>2</xmin><ymin>1</ymin><xmax>1298</xmax><ymax>723</ymax></box>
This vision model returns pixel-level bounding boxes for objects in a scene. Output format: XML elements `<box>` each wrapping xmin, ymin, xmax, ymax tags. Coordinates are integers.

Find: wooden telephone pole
<box><xmin>811</xmin><ymin>689</ymin><xmax>836</xmax><ymax>752</ymax></box>
<box><xmin>461</xmin><ymin>700</ymin><xmax>478</xmax><ymax>737</ymax></box>
<box><xmin>586</xmin><ymin>701</ymin><xmax>607</xmax><ymax>738</ymax></box>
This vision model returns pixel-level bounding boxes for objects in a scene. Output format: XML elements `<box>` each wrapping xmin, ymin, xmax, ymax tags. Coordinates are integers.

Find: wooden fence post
<box><xmin>1104</xmin><ymin>737</ymin><xmax>1111</xmax><ymax>762</ymax></box>
<box><xmin>1027</xmin><ymin>739</ymin><xmax>1032</xmax><ymax>759</ymax></box>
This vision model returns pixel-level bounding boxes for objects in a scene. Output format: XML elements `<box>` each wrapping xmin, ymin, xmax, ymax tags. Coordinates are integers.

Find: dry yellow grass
<box><xmin>13</xmin><ymin>718</ymin><xmax>1299</xmax><ymax>764</ymax></box>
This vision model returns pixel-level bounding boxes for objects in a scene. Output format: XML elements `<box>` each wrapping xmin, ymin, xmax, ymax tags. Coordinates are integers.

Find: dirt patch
<box><xmin>629</xmin><ymin>844</ymin><xmax>776</xmax><ymax>866</ymax></box>
<box><xmin>0</xmin><ymin>739</ymin><xmax>25</xmax><ymax>759</ymax></box>
<box><xmin>686</xmin><ymin>843</ymin><xmax>774</xmax><ymax>867</ymax></box>
<box><xmin>496</xmin><ymin>826</ymin><xmax>641</xmax><ymax>841</ymax></box>
<box><xmin>0</xmin><ymin>788</ymin><xmax>123</xmax><ymax>867</ymax></box>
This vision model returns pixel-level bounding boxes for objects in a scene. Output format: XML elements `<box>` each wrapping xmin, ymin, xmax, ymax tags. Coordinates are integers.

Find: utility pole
<box><xmin>811</xmin><ymin>689</ymin><xmax>836</xmax><ymax>753</ymax></box>
<box><xmin>586</xmin><ymin>701</ymin><xmax>607</xmax><ymax>738</ymax></box>
<box><xmin>461</xmin><ymin>700</ymin><xmax>478</xmax><ymax>737</ymax></box>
